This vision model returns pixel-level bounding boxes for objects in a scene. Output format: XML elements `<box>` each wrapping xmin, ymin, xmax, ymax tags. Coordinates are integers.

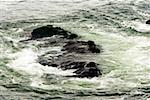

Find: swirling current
<box><xmin>0</xmin><ymin>0</ymin><xmax>150</xmax><ymax>100</ymax></box>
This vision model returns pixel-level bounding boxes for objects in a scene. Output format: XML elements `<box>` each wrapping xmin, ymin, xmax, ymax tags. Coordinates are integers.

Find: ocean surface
<box><xmin>0</xmin><ymin>0</ymin><xmax>150</xmax><ymax>99</ymax></box>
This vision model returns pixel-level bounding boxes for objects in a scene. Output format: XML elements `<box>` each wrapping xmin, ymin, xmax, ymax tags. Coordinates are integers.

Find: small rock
<box><xmin>74</xmin><ymin>62</ymin><xmax>102</xmax><ymax>78</ymax></box>
<box><xmin>146</xmin><ymin>20</ymin><xmax>150</xmax><ymax>24</ymax></box>
<box><xmin>61</xmin><ymin>61</ymin><xmax>86</xmax><ymax>70</ymax></box>
<box><xmin>31</xmin><ymin>25</ymin><xmax>78</xmax><ymax>39</ymax></box>
<box><xmin>62</xmin><ymin>40</ymin><xmax>101</xmax><ymax>53</ymax></box>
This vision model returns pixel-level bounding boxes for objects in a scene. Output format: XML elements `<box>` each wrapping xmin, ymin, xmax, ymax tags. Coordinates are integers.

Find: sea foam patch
<box><xmin>7</xmin><ymin>48</ymin><xmax>75</xmax><ymax>76</ymax></box>
<box><xmin>122</xmin><ymin>21</ymin><xmax>150</xmax><ymax>33</ymax></box>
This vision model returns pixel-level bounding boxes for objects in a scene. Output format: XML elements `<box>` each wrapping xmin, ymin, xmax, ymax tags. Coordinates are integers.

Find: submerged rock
<box><xmin>31</xmin><ymin>25</ymin><xmax>78</xmax><ymax>39</ymax></box>
<box><xmin>146</xmin><ymin>20</ymin><xmax>150</xmax><ymax>24</ymax></box>
<box><xmin>62</xmin><ymin>40</ymin><xmax>101</xmax><ymax>53</ymax></box>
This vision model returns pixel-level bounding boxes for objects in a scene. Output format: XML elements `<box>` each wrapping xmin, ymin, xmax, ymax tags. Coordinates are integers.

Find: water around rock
<box><xmin>2</xmin><ymin>0</ymin><xmax>150</xmax><ymax>99</ymax></box>
<box><xmin>30</xmin><ymin>25</ymin><xmax>103</xmax><ymax>78</ymax></box>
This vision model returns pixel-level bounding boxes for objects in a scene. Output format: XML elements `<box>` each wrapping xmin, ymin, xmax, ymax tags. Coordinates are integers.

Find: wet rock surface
<box><xmin>22</xmin><ymin>25</ymin><xmax>102</xmax><ymax>78</ymax></box>
<box><xmin>39</xmin><ymin>54</ymin><xmax>102</xmax><ymax>78</ymax></box>
<box><xmin>38</xmin><ymin>39</ymin><xmax>102</xmax><ymax>78</ymax></box>
<box><xmin>62</xmin><ymin>40</ymin><xmax>101</xmax><ymax>53</ymax></box>
<box><xmin>146</xmin><ymin>20</ymin><xmax>150</xmax><ymax>24</ymax></box>
<box><xmin>31</xmin><ymin>25</ymin><xmax>78</xmax><ymax>39</ymax></box>
<box><xmin>71</xmin><ymin>62</ymin><xmax>102</xmax><ymax>78</ymax></box>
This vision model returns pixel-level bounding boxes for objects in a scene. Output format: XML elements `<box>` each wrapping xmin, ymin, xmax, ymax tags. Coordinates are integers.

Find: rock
<box><xmin>146</xmin><ymin>20</ymin><xmax>150</xmax><ymax>24</ymax></box>
<box><xmin>31</xmin><ymin>25</ymin><xmax>78</xmax><ymax>39</ymax></box>
<box><xmin>67</xmin><ymin>34</ymin><xmax>78</xmax><ymax>39</ymax></box>
<box><xmin>38</xmin><ymin>57</ymin><xmax>53</xmax><ymax>66</ymax></box>
<box><xmin>61</xmin><ymin>61</ymin><xmax>86</xmax><ymax>70</ymax></box>
<box><xmin>37</xmin><ymin>39</ymin><xmax>102</xmax><ymax>78</ymax></box>
<box><xmin>32</xmin><ymin>26</ymin><xmax>103</xmax><ymax>78</ymax></box>
<box><xmin>62</xmin><ymin>40</ymin><xmax>101</xmax><ymax>53</ymax></box>
<box><xmin>39</xmin><ymin>58</ymin><xmax>58</xmax><ymax>67</ymax></box>
<box><xmin>73</xmin><ymin>62</ymin><xmax>102</xmax><ymax>78</ymax></box>
<box><xmin>38</xmin><ymin>53</ymin><xmax>102</xmax><ymax>78</ymax></box>
<box><xmin>77</xmin><ymin>67</ymin><xmax>101</xmax><ymax>78</ymax></box>
<box><xmin>87</xmin><ymin>40</ymin><xmax>101</xmax><ymax>53</ymax></box>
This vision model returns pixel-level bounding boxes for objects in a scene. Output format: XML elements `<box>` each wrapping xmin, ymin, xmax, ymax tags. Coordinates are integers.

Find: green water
<box><xmin>0</xmin><ymin>0</ymin><xmax>150</xmax><ymax>99</ymax></box>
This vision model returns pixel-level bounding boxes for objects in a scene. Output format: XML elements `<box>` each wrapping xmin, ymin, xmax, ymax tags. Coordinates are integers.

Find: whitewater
<box><xmin>0</xmin><ymin>0</ymin><xmax>150</xmax><ymax>99</ymax></box>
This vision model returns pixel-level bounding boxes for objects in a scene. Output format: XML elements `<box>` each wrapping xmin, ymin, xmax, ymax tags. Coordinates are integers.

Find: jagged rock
<box><xmin>60</xmin><ymin>61</ymin><xmax>86</xmax><ymax>70</ymax></box>
<box><xmin>146</xmin><ymin>20</ymin><xmax>150</xmax><ymax>24</ymax></box>
<box><xmin>38</xmin><ymin>56</ymin><xmax>53</xmax><ymax>66</ymax></box>
<box><xmin>73</xmin><ymin>62</ymin><xmax>102</xmax><ymax>78</ymax></box>
<box><xmin>32</xmin><ymin>25</ymin><xmax>103</xmax><ymax>78</ymax></box>
<box><xmin>59</xmin><ymin>61</ymin><xmax>102</xmax><ymax>78</ymax></box>
<box><xmin>62</xmin><ymin>40</ymin><xmax>101</xmax><ymax>53</ymax></box>
<box><xmin>39</xmin><ymin>53</ymin><xmax>102</xmax><ymax>78</ymax></box>
<box><xmin>38</xmin><ymin>39</ymin><xmax>102</xmax><ymax>78</ymax></box>
<box><xmin>31</xmin><ymin>25</ymin><xmax>78</xmax><ymax>39</ymax></box>
<box><xmin>39</xmin><ymin>53</ymin><xmax>82</xmax><ymax>68</ymax></box>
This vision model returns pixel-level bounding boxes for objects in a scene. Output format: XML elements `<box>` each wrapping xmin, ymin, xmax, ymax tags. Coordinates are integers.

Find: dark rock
<box><xmin>87</xmin><ymin>40</ymin><xmax>95</xmax><ymax>46</ymax></box>
<box><xmin>73</xmin><ymin>67</ymin><xmax>84</xmax><ymax>75</ymax></box>
<box><xmin>38</xmin><ymin>53</ymin><xmax>102</xmax><ymax>78</ymax></box>
<box><xmin>39</xmin><ymin>58</ymin><xmax>58</xmax><ymax>67</ymax></box>
<box><xmin>31</xmin><ymin>25</ymin><xmax>78</xmax><ymax>39</ymax></box>
<box><xmin>86</xmin><ymin>62</ymin><xmax>98</xmax><ymax>68</ymax></box>
<box><xmin>50</xmin><ymin>64</ymin><xmax>58</xmax><ymax>67</ymax></box>
<box><xmin>33</xmin><ymin>28</ymin><xmax>103</xmax><ymax>78</ymax></box>
<box><xmin>77</xmin><ymin>67</ymin><xmax>101</xmax><ymax>78</ymax></box>
<box><xmin>38</xmin><ymin>57</ymin><xmax>52</xmax><ymax>66</ymax></box>
<box><xmin>73</xmin><ymin>62</ymin><xmax>102</xmax><ymax>78</ymax></box>
<box><xmin>62</xmin><ymin>40</ymin><xmax>101</xmax><ymax>53</ymax></box>
<box><xmin>61</xmin><ymin>61</ymin><xmax>86</xmax><ymax>70</ymax></box>
<box><xmin>66</xmin><ymin>33</ymin><xmax>78</xmax><ymax>39</ymax></box>
<box><xmin>38</xmin><ymin>53</ymin><xmax>81</xmax><ymax>68</ymax></box>
<box><xmin>146</xmin><ymin>20</ymin><xmax>150</xmax><ymax>24</ymax></box>
<box><xmin>88</xmin><ymin>40</ymin><xmax>101</xmax><ymax>53</ymax></box>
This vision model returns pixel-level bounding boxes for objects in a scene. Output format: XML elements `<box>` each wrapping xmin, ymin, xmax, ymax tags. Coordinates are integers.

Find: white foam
<box><xmin>122</xmin><ymin>21</ymin><xmax>150</xmax><ymax>33</ymax></box>
<box><xmin>7</xmin><ymin>48</ymin><xmax>75</xmax><ymax>76</ymax></box>
<box><xmin>131</xmin><ymin>22</ymin><xmax>150</xmax><ymax>32</ymax></box>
